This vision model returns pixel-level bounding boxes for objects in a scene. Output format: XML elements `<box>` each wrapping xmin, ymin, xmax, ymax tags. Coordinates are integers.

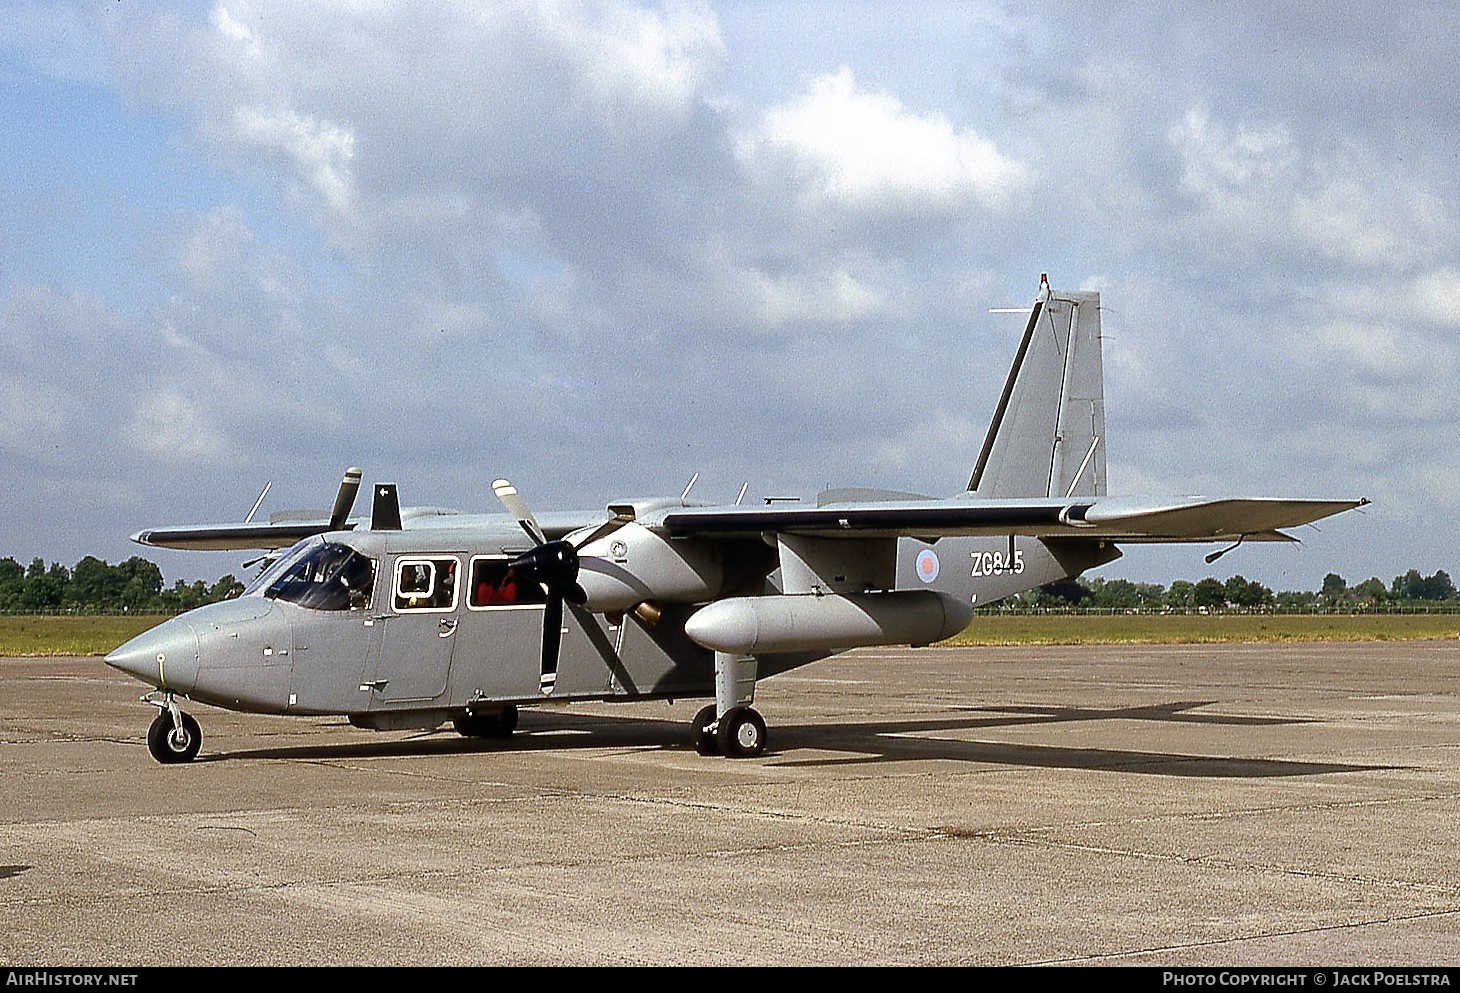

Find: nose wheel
<box><xmin>145</xmin><ymin>701</ymin><xmax>202</xmax><ymax>764</ymax></box>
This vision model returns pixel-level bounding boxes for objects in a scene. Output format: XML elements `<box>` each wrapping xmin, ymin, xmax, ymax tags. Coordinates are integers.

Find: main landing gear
<box><xmin>692</xmin><ymin>651</ymin><xmax>767</xmax><ymax>758</ymax></box>
<box><xmin>144</xmin><ymin>692</ymin><xmax>202</xmax><ymax>764</ymax></box>
<box><xmin>691</xmin><ymin>704</ymin><xmax>767</xmax><ymax>758</ymax></box>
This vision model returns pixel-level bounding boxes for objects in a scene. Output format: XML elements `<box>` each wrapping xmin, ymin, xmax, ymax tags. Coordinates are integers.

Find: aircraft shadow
<box><xmin>206</xmin><ymin>712</ymin><xmax>688</xmax><ymax>763</ymax></box>
<box><xmin>207</xmin><ymin>700</ymin><xmax>1390</xmax><ymax>779</ymax></box>
<box><xmin>770</xmin><ymin>701</ymin><xmax>1386</xmax><ymax>777</ymax></box>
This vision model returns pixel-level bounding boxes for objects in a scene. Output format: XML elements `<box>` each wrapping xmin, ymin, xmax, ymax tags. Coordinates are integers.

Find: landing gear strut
<box><xmin>691</xmin><ymin>651</ymin><xmax>768</xmax><ymax>758</ymax></box>
<box><xmin>145</xmin><ymin>693</ymin><xmax>202</xmax><ymax>764</ymax></box>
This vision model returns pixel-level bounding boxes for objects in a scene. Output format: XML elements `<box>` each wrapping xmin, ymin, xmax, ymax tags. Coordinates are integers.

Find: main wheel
<box><xmin>147</xmin><ymin>711</ymin><xmax>202</xmax><ymax>764</ymax></box>
<box><xmin>715</xmin><ymin>706</ymin><xmax>766</xmax><ymax>759</ymax></box>
<box><xmin>491</xmin><ymin>704</ymin><xmax>519</xmax><ymax>737</ymax></box>
<box><xmin>454</xmin><ymin>704</ymin><xmax>519</xmax><ymax>739</ymax></box>
<box><xmin>691</xmin><ymin>704</ymin><xmax>719</xmax><ymax>755</ymax></box>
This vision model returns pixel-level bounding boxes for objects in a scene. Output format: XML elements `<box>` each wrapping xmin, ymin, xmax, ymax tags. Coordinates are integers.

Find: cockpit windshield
<box><xmin>243</xmin><ymin>538</ymin><xmax>374</xmax><ymax>611</ymax></box>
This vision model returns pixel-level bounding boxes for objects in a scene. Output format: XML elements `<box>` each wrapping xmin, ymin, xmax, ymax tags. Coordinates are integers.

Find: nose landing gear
<box><xmin>144</xmin><ymin>692</ymin><xmax>202</xmax><ymax>764</ymax></box>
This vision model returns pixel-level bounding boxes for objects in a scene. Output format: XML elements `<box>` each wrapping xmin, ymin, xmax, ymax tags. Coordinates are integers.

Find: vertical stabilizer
<box><xmin>967</xmin><ymin>280</ymin><xmax>1106</xmax><ymax>499</ymax></box>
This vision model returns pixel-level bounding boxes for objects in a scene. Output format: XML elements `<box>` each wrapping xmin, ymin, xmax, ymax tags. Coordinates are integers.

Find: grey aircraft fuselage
<box><xmin>104</xmin><ymin>516</ymin><xmax>1112</xmax><ymax>732</ymax></box>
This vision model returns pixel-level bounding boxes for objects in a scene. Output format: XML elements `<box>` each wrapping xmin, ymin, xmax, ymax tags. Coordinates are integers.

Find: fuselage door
<box><xmin>451</xmin><ymin>555</ymin><xmax>551</xmax><ymax>698</ymax></box>
<box><xmin>364</xmin><ymin>554</ymin><xmax>461</xmax><ymax>705</ymax></box>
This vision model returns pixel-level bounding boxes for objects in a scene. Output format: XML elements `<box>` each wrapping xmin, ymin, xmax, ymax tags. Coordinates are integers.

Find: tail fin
<box><xmin>967</xmin><ymin>277</ymin><xmax>1106</xmax><ymax>499</ymax></box>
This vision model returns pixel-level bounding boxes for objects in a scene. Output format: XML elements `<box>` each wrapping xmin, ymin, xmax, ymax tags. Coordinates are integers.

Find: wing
<box><xmin>131</xmin><ymin>521</ymin><xmax>349</xmax><ymax>551</ymax></box>
<box><xmin>661</xmin><ymin>495</ymin><xmax>1368</xmax><ymax>543</ymax></box>
<box><xmin>132</xmin><ymin>467</ymin><xmax>370</xmax><ymax>551</ymax></box>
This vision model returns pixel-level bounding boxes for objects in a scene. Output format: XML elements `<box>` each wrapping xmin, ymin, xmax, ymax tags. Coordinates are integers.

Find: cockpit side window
<box><xmin>394</xmin><ymin>557</ymin><xmax>459</xmax><ymax>611</ymax></box>
<box><xmin>258</xmin><ymin>540</ymin><xmax>375</xmax><ymax>612</ymax></box>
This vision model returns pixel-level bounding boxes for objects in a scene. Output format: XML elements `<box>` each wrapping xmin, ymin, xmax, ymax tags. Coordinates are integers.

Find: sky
<box><xmin>1</xmin><ymin>0</ymin><xmax>1456</xmax><ymax>594</ymax></box>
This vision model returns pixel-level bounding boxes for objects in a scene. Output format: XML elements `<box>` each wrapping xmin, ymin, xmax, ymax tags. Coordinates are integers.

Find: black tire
<box><xmin>492</xmin><ymin>704</ymin><xmax>519</xmax><ymax>738</ymax></box>
<box><xmin>691</xmin><ymin>704</ymin><xmax>718</xmax><ymax>755</ymax></box>
<box><xmin>716</xmin><ymin>706</ymin><xmax>766</xmax><ymax>759</ymax></box>
<box><xmin>147</xmin><ymin>711</ymin><xmax>202</xmax><ymax>764</ymax></box>
<box><xmin>453</xmin><ymin>704</ymin><xmax>518</xmax><ymax>739</ymax></box>
<box><xmin>452</xmin><ymin>714</ymin><xmax>490</xmax><ymax>737</ymax></box>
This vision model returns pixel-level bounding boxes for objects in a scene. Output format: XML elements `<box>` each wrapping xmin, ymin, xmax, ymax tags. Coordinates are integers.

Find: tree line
<box><xmin>1009</xmin><ymin>569</ymin><xmax>1457</xmax><ymax>612</ymax></box>
<box><xmin>1</xmin><ymin>553</ymin><xmax>1455</xmax><ymax>615</ymax></box>
<box><xmin>0</xmin><ymin>556</ymin><xmax>244</xmax><ymax>613</ymax></box>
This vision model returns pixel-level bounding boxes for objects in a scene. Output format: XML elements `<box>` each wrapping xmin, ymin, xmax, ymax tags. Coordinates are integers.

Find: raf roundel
<box><xmin>915</xmin><ymin>548</ymin><xmax>940</xmax><ymax>583</ymax></box>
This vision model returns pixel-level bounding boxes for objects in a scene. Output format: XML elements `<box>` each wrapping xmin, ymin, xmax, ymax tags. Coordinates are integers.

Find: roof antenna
<box><xmin>735</xmin><ymin>482</ymin><xmax>749</xmax><ymax>506</ymax></box>
<box><xmin>244</xmin><ymin>482</ymin><xmax>272</xmax><ymax>524</ymax></box>
<box><xmin>681</xmin><ymin>472</ymin><xmax>700</xmax><ymax>501</ymax></box>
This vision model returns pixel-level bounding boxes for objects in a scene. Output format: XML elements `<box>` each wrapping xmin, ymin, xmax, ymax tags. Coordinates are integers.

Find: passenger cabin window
<box><xmin>255</xmin><ymin>540</ymin><xmax>374</xmax><ymax>612</ymax></box>
<box><xmin>469</xmin><ymin>556</ymin><xmax>546</xmax><ymax>608</ymax></box>
<box><xmin>394</xmin><ymin>557</ymin><xmax>459</xmax><ymax>611</ymax></box>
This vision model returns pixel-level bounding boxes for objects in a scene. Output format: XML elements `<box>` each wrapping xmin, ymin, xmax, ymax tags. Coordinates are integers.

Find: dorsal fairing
<box><xmin>968</xmin><ymin>285</ymin><xmax>1106</xmax><ymax>500</ymax></box>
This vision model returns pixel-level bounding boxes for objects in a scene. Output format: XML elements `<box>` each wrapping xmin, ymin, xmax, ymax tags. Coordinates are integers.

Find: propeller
<box><xmin>239</xmin><ymin>467</ymin><xmax>361</xmax><ymax>571</ymax></box>
<box><xmin>329</xmin><ymin>467</ymin><xmax>363</xmax><ymax>530</ymax></box>
<box><xmin>493</xmin><ymin>479</ymin><xmax>591</xmax><ymax>695</ymax></box>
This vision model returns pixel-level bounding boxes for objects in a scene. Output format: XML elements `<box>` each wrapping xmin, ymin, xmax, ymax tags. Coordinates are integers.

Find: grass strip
<box><xmin>3</xmin><ymin>611</ymin><xmax>1457</xmax><ymax>657</ymax></box>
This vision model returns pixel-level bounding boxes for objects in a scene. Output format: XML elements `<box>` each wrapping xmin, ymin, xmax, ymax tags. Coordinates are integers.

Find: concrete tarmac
<box><xmin>1</xmin><ymin>641</ymin><xmax>1458</xmax><ymax>967</ymax></box>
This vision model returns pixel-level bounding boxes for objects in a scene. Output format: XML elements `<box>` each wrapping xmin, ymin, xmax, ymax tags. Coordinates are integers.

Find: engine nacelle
<box><xmin>683</xmin><ymin>591</ymin><xmax>974</xmax><ymax>656</ymax></box>
<box><xmin>574</xmin><ymin>522</ymin><xmax>724</xmax><ymax>612</ymax></box>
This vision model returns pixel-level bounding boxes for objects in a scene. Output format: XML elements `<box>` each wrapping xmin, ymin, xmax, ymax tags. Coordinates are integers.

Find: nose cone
<box><xmin>105</xmin><ymin>616</ymin><xmax>200</xmax><ymax>693</ymax></box>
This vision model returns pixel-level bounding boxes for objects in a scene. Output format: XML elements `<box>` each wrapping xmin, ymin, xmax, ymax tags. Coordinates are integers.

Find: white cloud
<box><xmin>1168</xmin><ymin>107</ymin><xmax>1452</xmax><ymax>270</ymax></box>
<box><xmin>210</xmin><ymin>4</ymin><xmax>255</xmax><ymax>44</ymax></box>
<box><xmin>737</xmin><ymin>67</ymin><xmax>1029</xmax><ymax>215</ymax></box>
<box><xmin>232</xmin><ymin>107</ymin><xmax>356</xmax><ymax>214</ymax></box>
<box><xmin>1316</xmin><ymin>322</ymin><xmax>1424</xmax><ymax>381</ymax></box>
<box><xmin>535</xmin><ymin>0</ymin><xmax>725</xmax><ymax>120</ymax></box>
<box><xmin>1327</xmin><ymin>269</ymin><xmax>1460</xmax><ymax>329</ymax></box>
<box><xmin>124</xmin><ymin>388</ymin><xmax>236</xmax><ymax>463</ymax></box>
<box><xmin>730</xmin><ymin>264</ymin><xmax>887</xmax><ymax>327</ymax></box>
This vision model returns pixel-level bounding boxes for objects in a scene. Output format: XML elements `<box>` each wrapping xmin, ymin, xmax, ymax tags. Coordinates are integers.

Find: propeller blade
<box><xmin>540</xmin><ymin>594</ymin><xmax>562</xmax><ymax>695</ymax></box>
<box><xmin>329</xmin><ymin>467</ymin><xmax>363</xmax><ymax>530</ymax></box>
<box><xmin>493</xmin><ymin>477</ymin><xmax>589</xmax><ymax>693</ymax></box>
<box><xmin>493</xmin><ymin>479</ymin><xmax>547</xmax><ymax>546</ymax></box>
